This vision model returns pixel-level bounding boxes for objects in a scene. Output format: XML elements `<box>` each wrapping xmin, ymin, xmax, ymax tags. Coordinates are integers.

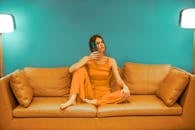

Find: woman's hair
<box><xmin>89</xmin><ymin>34</ymin><xmax>105</xmax><ymax>52</ymax></box>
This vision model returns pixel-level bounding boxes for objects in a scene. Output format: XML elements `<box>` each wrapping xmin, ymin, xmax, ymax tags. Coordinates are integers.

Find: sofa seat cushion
<box><xmin>97</xmin><ymin>95</ymin><xmax>182</xmax><ymax>117</ymax></box>
<box><xmin>13</xmin><ymin>97</ymin><xmax>97</xmax><ymax>118</ymax></box>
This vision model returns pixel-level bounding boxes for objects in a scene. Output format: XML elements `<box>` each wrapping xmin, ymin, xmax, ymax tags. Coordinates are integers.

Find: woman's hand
<box><xmin>121</xmin><ymin>85</ymin><xmax>130</xmax><ymax>99</ymax></box>
<box><xmin>89</xmin><ymin>51</ymin><xmax>100</xmax><ymax>60</ymax></box>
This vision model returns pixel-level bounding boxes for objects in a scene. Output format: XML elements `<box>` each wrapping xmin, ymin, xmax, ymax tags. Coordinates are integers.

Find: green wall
<box><xmin>0</xmin><ymin>0</ymin><xmax>195</xmax><ymax>75</ymax></box>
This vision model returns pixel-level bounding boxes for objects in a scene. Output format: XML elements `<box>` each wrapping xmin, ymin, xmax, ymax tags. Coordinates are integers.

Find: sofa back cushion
<box><xmin>23</xmin><ymin>67</ymin><xmax>71</xmax><ymax>97</ymax></box>
<box><xmin>122</xmin><ymin>62</ymin><xmax>171</xmax><ymax>94</ymax></box>
<box><xmin>10</xmin><ymin>70</ymin><xmax>33</xmax><ymax>107</ymax></box>
<box><xmin>156</xmin><ymin>68</ymin><xmax>190</xmax><ymax>106</ymax></box>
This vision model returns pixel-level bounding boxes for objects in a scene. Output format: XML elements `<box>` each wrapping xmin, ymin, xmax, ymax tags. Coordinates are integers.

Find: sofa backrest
<box><xmin>122</xmin><ymin>62</ymin><xmax>171</xmax><ymax>94</ymax></box>
<box><xmin>23</xmin><ymin>67</ymin><xmax>71</xmax><ymax>97</ymax></box>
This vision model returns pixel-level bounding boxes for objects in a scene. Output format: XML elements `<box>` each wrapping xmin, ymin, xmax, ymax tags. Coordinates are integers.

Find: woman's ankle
<box><xmin>83</xmin><ymin>99</ymin><xmax>97</xmax><ymax>105</ymax></box>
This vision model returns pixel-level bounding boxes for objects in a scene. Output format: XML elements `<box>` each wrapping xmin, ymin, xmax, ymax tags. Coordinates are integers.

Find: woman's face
<box><xmin>95</xmin><ymin>37</ymin><xmax>105</xmax><ymax>53</ymax></box>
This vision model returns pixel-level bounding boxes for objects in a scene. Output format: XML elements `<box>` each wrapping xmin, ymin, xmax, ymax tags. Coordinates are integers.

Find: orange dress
<box><xmin>70</xmin><ymin>58</ymin><xmax>125</xmax><ymax>105</ymax></box>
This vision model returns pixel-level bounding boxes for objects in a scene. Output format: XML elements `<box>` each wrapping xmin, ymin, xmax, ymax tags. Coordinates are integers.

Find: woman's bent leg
<box><xmin>70</xmin><ymin>67</ymin><xmax>94</xmax><ymax>100</ymax></box>
<box><xmin>60</xmin><ymin>67</ymin><xmax>94</xmax><ymax>109</ymax></box>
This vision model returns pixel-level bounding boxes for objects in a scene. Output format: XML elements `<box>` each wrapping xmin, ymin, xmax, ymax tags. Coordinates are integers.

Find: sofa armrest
<box><xmin>179</xmin><ymin>74</ymin><xmax>195</xmax><ymax>127</ymax></box>
<box><xmin>0</xmin><ymin>74</ymin><xmax>18</xmax><ymax>129</ymax></box>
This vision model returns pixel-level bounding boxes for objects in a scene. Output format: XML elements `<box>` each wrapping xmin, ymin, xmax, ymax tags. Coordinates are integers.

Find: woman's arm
<box><xmin>110</xmin><ymin>58</ymin><xmax>130</xmax><ymax>97</ymax></box>
<box><xmin>110</xmin><ymin>58</ymin><xmax>125</xmax><ymax>87</ymax></box>
<box><xmin>69</xmin><ymin>52</ymin><xmax>100</xmax><ymax>73</ymax></box>
<box><xmin>69</xmin><ymin>56</ymin><xmax>90</xmax><ymax>73</ymax></box>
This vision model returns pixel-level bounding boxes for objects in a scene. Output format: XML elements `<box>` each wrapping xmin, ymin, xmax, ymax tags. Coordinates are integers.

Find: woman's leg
<box><xmin>83</xmin><ymin>90</ymin><xmax>127</xmax><ymax>105</ymax></box>
<box><xmin>97</xmin><ymin>90</ymin><xmax>128</xmax><ymax>105</ymax></box>
<box><xmin>60</xmin><ymin>67</ymin><xmax>94</xmax><ymax>109</ymax></box>
<box><xmin>83</xmin><ymin>99</ymin><xmax>97</xmax><ymax>105</ymax></box>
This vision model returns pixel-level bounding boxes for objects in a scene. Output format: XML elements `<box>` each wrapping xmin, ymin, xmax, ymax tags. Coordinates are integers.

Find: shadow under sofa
<box><xmin>0</xmin><ymin>62</ymin><xmax>195</xmax><ymax>130</ymax></box>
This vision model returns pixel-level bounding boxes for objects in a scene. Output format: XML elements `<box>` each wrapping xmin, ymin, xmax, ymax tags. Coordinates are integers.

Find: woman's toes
<box><xmin>60</xmin><ymin>104</ymin><xmax>66</xmax><ymax>110</ymax></box>
<box><xmin>60</xmin><ymin>102</ymin><xmax>74</xmax><ymax>110</ymax></box>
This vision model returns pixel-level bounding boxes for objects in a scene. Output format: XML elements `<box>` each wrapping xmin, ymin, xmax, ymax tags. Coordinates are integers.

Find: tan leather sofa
<box><xmin>0</xmin><ymin>62</ymin><xmax>195</xmax><ymax>130</ymax></box>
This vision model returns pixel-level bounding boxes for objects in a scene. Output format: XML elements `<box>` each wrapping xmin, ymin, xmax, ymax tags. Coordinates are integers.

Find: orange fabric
<box><xmin>70</xmin><ymin>67</ymin><xmax>94</xmax><ymax>100</ymax></box>
<box><xmin>70</xmin><ymin>59</ymin><xmax>124</xmax><ymax>105</ymax></box>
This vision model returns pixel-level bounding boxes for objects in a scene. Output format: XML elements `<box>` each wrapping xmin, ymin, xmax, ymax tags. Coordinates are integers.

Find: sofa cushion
<box><xmin>123</xmin><ymin>62</ymin><xmax>171</xmax><ymax>94</ymax></box>
<box><xmin>156</xmin><ymin>68</ymin><xmax>190</xmax><ymax>106</ymax></box>
<box><xmin>97</xmin><ymin>95</ymin><xmax>182</xmax><ymax>117</ymax></box>
<box><xmin>13</xmin><ymin>97</ymin><xmax>97</xmax><ymax>118</ymax></box>
<box><xmin>10</xmin><ymin>70</ymin><xmax>33</xmax><ymax>107</ymax></box>
<box><xmin>23</xmin><ymin>67</ymin><xmax>71</xmax><ymax>97</ymax></box>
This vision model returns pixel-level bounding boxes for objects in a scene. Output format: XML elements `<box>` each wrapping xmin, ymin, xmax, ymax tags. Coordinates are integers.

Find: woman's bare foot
<box><xmin>60</xmin><ymin>94</ymin><xmax>77</xmax><ymax>110</ymax></box>
<box><xmin>83</xmin><ymin>99</ymin><xmax>97</xmax><ymax>105</ymax></box>
<box><xmin>60</xmin><ymin>101</ymin><xmax>76</xmax><ymax>110</ymax></box>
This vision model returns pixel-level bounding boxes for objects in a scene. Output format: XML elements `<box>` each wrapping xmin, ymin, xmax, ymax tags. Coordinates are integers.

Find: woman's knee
<box><xmin>73</xmin><ymin>67</ymin><xmax>88</xmax><ymax>75</ymax></box>
<box><xmin>72</xmin><ymin>67</ymin><xmax>89</xmax><ymax>79</ymax></box>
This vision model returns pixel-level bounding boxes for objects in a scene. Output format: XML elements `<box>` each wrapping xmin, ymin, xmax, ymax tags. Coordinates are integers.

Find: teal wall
<box><xmin>0</xmin><ymin>0</ymin><xmax>195</xmax><ymax>75</ymax></box>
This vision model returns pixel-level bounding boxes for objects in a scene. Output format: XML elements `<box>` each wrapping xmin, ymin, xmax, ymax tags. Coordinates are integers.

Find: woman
<box><xmin>60</xmin><ymin>34</ymin><xmax>130</xmax><ymax>109</ymax></box>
